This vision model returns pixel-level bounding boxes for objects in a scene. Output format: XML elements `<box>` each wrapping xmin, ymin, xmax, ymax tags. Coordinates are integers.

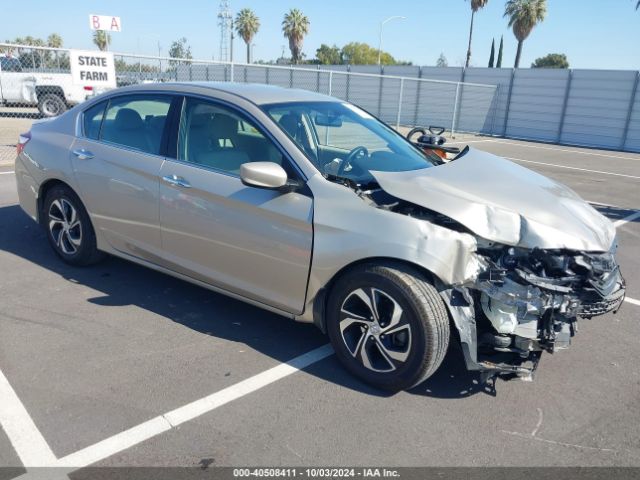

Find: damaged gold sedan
<box><xmin>15</xmin><ymin>83</ymin><xmax>625</xmax><ymax>392</ymax></box>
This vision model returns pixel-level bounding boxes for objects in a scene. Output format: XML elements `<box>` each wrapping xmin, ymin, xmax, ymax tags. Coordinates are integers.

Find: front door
<box><xmin>71</xmin><ymin>94</ymin><xmax>173</xmax><ymax>260</ymax></box>
<box><xmin>158</xmin><ymin>97</ymin><xmax>313</xmax><ymax>314</ymax></box>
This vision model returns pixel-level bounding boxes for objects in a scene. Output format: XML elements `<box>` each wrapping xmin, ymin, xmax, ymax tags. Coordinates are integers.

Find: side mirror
<box><xmin>240</xmin><ymin>162</ymin><xmax>290</xmax><ymax>190</ymax></box>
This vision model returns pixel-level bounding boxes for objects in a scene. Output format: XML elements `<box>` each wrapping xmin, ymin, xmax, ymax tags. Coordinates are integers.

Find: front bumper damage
<box><xmin>441</xmin><ymin>246</ymin><xmax>626</xmax><ymax>382</ymax></box>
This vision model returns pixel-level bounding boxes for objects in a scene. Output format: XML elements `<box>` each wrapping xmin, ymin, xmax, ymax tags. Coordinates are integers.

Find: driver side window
<box><xmin>177</xmin><ymin>97</ymin><xmax>290</xmax><ymax>176</ymax></box>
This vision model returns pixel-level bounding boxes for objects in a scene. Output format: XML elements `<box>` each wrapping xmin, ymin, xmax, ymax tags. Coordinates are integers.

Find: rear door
<box><xmin>158</xmin><ymin>96</ymin><xmax>313</xmax><ymax>314</ymax></box>
<box><xmin>70</xmin><ymin>93</ymin><xmax>175</xmax><ymax>261</ymax></box>
<box><xmin>0</xmin><ymin>57</ymin><xmax>26</xmax><ymax>102</ymax></box>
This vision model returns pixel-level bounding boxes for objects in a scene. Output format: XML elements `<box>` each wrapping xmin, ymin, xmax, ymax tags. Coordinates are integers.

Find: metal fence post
<box><xmin>489</xmin><ymin>84</ymin><xmax>500</xmax><ymax>136</ymax></box>
<box><xmin>413</xmin><ymin>67</ymin><xmax>423</xmax><ymax>127</ymax></box>
<box><xmin>328</xmin><ymin>71</ymin><xmax>333</xmax><ymax>96</ymax></box>
<box><xmin>557</xmin><ymin>69</ymin><xmax>573</xmax><ymax>143</ymax></box>
<box><xmin>377</xmin><ymin>66</ymin><xmax>384</xmax><ymax>118</ymax></box>
<box><xmin>230</xmin><ymin>62</ymin><xmax>234</xmax><ymax>82</ymax></box>
<box><xmin>503</xmin><ymin>68</ymin><xmax>516</xmax><ymax>136</ymax></box>
<box><xmin>396</xmin><ymin>78</ymin><xmax>405</xmax><ymax>130</ymax></box>
<box><xmin>289</xmin><ymin>66</ymin><xmax>294</xmax><ymax>88</ymax></box>
<box><xmin>451</xmin><ymin>82</ymin><xmax>461</xmax><ymax>137</ymax></box>
<box><xmin>621</xmin><ymin>71</ymin><xmax>640</xmax><ymax>151</ymax></box>
<box><xmin>346</xmin><ymin>65</ymin><xmax>351</xmax><ymax>101</ymax></box>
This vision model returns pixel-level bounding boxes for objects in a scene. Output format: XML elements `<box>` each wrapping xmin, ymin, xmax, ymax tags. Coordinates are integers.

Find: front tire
<box><xmin>43</xmin><ymin>185</ymin><xmax>104</xmax><ymax>266</ymax></box>
<box><xmin>326</xmin><ymin>263</ymin><xmax>450</xmax><ymax>392</ymax></box>
<box><xmin>38</xmin><ymin>93</ymin><xmax>67</xmax><ymax>118</ymax></box>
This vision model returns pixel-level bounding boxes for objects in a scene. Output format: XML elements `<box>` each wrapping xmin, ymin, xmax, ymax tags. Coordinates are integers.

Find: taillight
<box><xmin>17</xmin><ymin>131</ymin><xmax>31</xmax><ymax>155</ymax></box>
<box><xmin>83</xmin><ymin>86</ymin><xmax>94</xmax><ymax>91</ymax></box>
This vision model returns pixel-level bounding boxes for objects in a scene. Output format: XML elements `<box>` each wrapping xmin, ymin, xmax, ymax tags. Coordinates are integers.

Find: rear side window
<box><xmin>100</xmin><ymin>95</ymin><xmax>172</xmax><ymax>155</ymax></box>
<box><xmin>83</xmin><ymin>101</ymin><xmax>107</xmax><ymax>140</ymax></box>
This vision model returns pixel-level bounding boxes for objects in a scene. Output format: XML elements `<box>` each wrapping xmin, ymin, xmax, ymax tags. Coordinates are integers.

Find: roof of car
<box><xmin>119</xmin><ymin>82</ymin><xmax>338</xmax><ymax>106</ymax></box>
<box><xmin>183</xmin><ymin>82</ymin><xmax>337</xmax><ymax>105</ymax></box>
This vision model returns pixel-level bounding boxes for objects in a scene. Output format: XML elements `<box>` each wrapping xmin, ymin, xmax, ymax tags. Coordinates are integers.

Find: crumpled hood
<box><xmin>371</xmin><ymin>148</ymin><xmax>616</xmax><ymax>251</ymax></box>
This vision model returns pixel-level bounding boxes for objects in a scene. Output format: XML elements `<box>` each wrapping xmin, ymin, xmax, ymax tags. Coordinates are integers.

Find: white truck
<box><xmin>0</xmin><ymin>56</ymin><xmax>97</xmax><ymax>117</ymax></box>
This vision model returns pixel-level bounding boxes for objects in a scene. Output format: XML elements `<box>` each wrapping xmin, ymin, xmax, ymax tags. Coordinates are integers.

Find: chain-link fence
<box><xmin>0</xmin><ymin>43</ymin><xmax>499</xmax><ymax>164</ymax></box>
<box><xmin>171</xmin><ymin>61</ymin><xmax>499</xmax><ymax>134</ymax></box>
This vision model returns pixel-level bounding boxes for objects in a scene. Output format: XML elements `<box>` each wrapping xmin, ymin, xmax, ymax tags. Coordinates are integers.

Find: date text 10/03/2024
<box><xmin>233</xmin><ymin>468</ymin><xmax>400</xmax><ymax>478</ymax></box>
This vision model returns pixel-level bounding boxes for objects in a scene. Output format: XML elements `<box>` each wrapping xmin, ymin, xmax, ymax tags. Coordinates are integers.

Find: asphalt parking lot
<box><xmin>0</xmin><ymin>120</ymin><xmax>639</xmax><ymax>476</ymax></box>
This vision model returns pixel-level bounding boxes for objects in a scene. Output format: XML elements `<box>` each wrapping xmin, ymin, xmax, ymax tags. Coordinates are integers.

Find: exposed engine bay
<box><xmin>348</xmin><ymin>183</ymin><xmax>626</xmax><ymax>382</ymax></box>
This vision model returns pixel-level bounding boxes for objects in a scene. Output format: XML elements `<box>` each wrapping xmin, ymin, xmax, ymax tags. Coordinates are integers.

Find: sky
<box><xmin>2</xmin><ymin>0</ymin><xmax>639</xmax><ymax>70</ymax></box>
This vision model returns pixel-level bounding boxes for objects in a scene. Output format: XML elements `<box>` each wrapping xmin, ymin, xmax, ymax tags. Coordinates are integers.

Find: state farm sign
<box><xmin>69</xmin><ymin>50</ymin><xmax>117</xmax><ymax>88</ymax></box>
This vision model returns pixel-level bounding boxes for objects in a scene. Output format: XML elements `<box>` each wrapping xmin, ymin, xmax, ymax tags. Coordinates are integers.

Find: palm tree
<box><xmin>47</xmin><ymin>33</ymin><xmax>62</xmax><ymax>49</ymax></box>
<box><xmin>282</xmin><ymin>9</ymin><xmax>310</xmax><ymax>64</ymax></box>
<box><xmin>465</xmin><ymin>0</ymin><xmax>489</xmax><ymax>68</ymax></box>
<box><xmin>504</xmin><ymin>0</ymin><xmax>547</xmax><ymax>68</ymax></box>
<box><xmin>235</xmin><ymin>8</ymin><xmax>260</xmax><ymax>63</ymax></box>
<box><xmin>92</xmin><ymin>30</ymin><xmax>111</xmax><ymax>51</ymax></box>
<box><xmin>46</xmin><ymin>33</ymin><xmax>63</xmax><ymax>68</ymax></box>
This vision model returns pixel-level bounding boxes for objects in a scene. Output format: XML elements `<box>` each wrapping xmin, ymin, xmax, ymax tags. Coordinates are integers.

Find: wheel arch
<box><xmin>312</xmin><ymin>256</ymin><xmax>443</xmax><ymax>333</ymax></box>
<box><xmin>37</xmin><ymin>178</ymin><xmax>82</xmax><ymax>224</ymax></box>
<box><xmin>35</xmin><ymin>86</ymin><xmax>66</xmax><ymax>102</ymax></box>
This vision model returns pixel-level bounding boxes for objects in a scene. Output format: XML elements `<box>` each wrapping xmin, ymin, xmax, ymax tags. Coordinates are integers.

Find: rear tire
<box><xmin>326</xmin><ymin>262</ymin><xmax>450</xmax><ymax>392</ymax></box>
<box><xmin>38</xmin><ymin>93</ymin><xmax>67</xmax><ymax>118</ymax></box>
<box><xmin>42</xmin><ymin>185</ymin><xmax>104</xmax><ymax>266</ymax></box>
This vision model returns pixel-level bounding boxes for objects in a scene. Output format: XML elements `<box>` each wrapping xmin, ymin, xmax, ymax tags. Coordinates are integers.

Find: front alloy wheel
<box><xmin>327</xmin><ymin>263</ymin><xmax>450</xmax><ymax>392</ymax></box>
<box><xmin>339</xmin><ymin>288</ymin><xmax>412</xmax><ymax>373</ymax></box>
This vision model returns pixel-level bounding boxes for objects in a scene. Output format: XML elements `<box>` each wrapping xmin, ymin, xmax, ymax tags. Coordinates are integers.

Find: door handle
<box><xmin>162</xmin><ymin>174</ymin><xmax>191</xmax><ymax>188</ymax></box>
<box><xmin>72</xmin><ymin>149</ymin><xmax>94</xmax><ymax>160</ymax></box>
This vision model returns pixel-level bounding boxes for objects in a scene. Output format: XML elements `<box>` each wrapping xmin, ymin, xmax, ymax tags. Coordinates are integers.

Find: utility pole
<box><xmin>377</xmin><ymin>16</ymin><xmax>405</xmax><ymax>65</ymax></box>
<box><xmin>218</xmin><ymin>0</ymin><xmax>232</xmax><ymax>62</ymax></box>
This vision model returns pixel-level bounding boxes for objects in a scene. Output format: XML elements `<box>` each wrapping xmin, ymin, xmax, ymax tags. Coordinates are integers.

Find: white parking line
<box><xmin>0</xmin><ymin>369</ymin><xmax>57</xmax><ymax>467</ymax></box>
<box><xmin>489</xmin><ymin>139</ymin><xmax>640</xmax><ymax>161</ymax></box>
<box><xmin>446</xmin><ymin>139</ymin><xmax>495</xmax><ymax>145</ymax></box>
<box><xmin>505</xmin><ymin>157</ymin><xmax>640</xmax><ymax>180</ymax></box>
<box><xmin>0</xmin><ymin>171</ymin><xmax>15</xmax><ymax>175</ymax></box>
<box><xmin>55</xmin><ymin>343</ymin><xmax>333</xmax><ymax>469</ymax></box>
<box><xmin>625</xmin><ymin>297</ymin><xmax>640</xmax><ymax>307</ymax></box>
<box><xmin>614</xmin><ymin>211</ymin><xmax>640</xmax><ymax>228</ymax></box>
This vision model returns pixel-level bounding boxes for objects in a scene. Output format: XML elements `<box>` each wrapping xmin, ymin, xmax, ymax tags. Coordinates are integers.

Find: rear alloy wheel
<box><xmin>38</xmin><ymin>93</ymin><xmax>67</xmax><ymax>118</ymax></box>
<box><xmin>43</xmin><ymin>185</ymin><xmax>104</xmax><ymax>266</ymax></box>
<box><xmin>327</xmin><ymin>263</ymin><xmax>450</xmax><ymax>392</ymax></box>
<box><xmin>48</xmin><ymin>198</ymin><xmax>82</xmax><ymax>255</ymax></box>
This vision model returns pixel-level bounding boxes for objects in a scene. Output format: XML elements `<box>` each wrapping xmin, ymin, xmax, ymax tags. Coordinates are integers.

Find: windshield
<box><xmin>262</xmin><ymin>101</ymin><xmax>436</xmax><ymax>186</ymax></box>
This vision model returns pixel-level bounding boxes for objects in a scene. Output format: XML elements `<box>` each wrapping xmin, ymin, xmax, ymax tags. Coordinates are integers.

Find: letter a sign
<box><xmin>89</xmin><ymin>14</ymin><xmax>122</xmax><ymax>32</ymax></box>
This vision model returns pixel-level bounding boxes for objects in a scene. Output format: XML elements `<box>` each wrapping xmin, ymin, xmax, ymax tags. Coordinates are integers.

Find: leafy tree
<box><xmin>93</xmin><ymin>30</ymin><xmax>111</xmax><ymax>51</ymax></box>
<box><xmin>504</xmin><ymin>0</ymin><xmax>547</xmax><ymax>68</ymax></box>
<box><xmin>465</xmin><ymin>0</ymin><xmax>489</xmax><ymax>68</ymax></box>
<box><xmin>341</xmin><ymin>42</ymin><xmax>397</xmax><ymax>65</ymax></box>
<box><xmin>235</xmin><ymin>8</ymin><xmax>260</xmax><ymax>63</ymax></box>
<box><xmin>316</xmin><ymin>44</ymin><xmax>342</xmax><ymax>65</ymax></box>
<box><xmin>488</xmin><ymin>38</ymin><xmax>495</xmax><ymax>67</ymax></box>
<box><xmin>168</xmin><ymin>37</ymin><xmax>192</xmax><ymax>65</ymax></box>
<box><xmin>282</xmin><ymin>9</ymin><xmax>310</xmax><ymax>64</ymax></box>
<box><xmin>532</xmin><ymin>53</ymin><xmax>569</xmax><ymax>68</ymax></box>
<box><xmin>436</xmin><ymin>53</ymin><xmax>448</xmax><ymax>67</ymax></box>
<box><xmin>496</xmin><ymin>35</ymin><xmax>504</xmax><ymax>67</ymax></box>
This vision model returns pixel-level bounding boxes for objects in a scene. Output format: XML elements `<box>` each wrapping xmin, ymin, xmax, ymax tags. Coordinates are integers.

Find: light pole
<box><xmin>377</xmin><ymin>15</ymin><xmax>405</xmax><ymax>66</ymax></box>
